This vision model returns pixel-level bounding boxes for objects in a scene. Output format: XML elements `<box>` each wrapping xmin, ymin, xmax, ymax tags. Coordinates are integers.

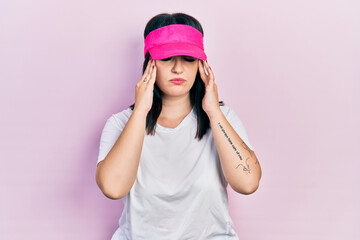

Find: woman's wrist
<box><xmin>206</xmin><ymin>107</ymin><xmax>223</xmax><ymax>122</ymax></box>
<box><xmin>132</xmin><ymin>107</ymin><xmax>149</xmax><ymax>119</ymax></box>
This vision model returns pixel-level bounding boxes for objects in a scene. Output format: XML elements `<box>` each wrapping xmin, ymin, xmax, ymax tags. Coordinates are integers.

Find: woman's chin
<box><xmin>162</xmin><ymin>89</ymin><xmax>191</xmax><ymax>99</ymax></box>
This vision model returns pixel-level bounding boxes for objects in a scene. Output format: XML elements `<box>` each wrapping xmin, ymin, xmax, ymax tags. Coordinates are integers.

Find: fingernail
<box><xmin>152</xmin><ymin>65</ymin><xmax>154</xmax><ymax>69</ymax></box>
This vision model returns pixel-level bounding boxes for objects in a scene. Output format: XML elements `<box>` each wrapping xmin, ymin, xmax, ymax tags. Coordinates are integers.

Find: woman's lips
<box><xmin>170</xmin><ymin>78</ymin><xmax>185</xmax><ymax>84</ymax></box>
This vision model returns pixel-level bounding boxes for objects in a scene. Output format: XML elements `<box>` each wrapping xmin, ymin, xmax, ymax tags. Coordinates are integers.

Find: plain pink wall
<box><xmin>1</xmin><ymin>0</ymin><xmax>359</xmax><ymax>239</ymax></box>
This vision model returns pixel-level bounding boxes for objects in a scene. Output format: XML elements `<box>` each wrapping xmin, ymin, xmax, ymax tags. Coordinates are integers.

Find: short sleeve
<box><xmin>220</xmin><ymin>105</ymin><xmax>254</xmax><ymax>151</ymax></box>
<box><xmin>97</xmin><ymin>108</ymin><xmax>132</xmax><ymax>166</ymax></box>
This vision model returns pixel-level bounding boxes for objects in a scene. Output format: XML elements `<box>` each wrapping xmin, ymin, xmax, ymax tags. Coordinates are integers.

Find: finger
<box><xmin>148</xmin><ymin>64</ymin><xmax>157</xmax><ymax>85</ymax></box>
<box><xmin>198</xmin><ymin>59</ymin><xmax>209</xmax><ymax>85</ymax></box>
<box><xmin>144</xmin><ymin>59</ymin><xmax>153</xmax><ymax>76</ymax></box>
<box><xmin>204</xmin><ymin>60</ymin><xmax>215</xmax><ymax>83</ymax></box>
<box><xmin>146</xmin><ymin>60</ymin><xmax>155</xmax><ymax>84</ymax></box>
<box><xmin>147</xmin><ymin>60</ymin><xmax>154</xmax><ymax>77</ymax></box>
<box><xmin>138</xmin><ymin>59</ymin><xmax>153</xmax><ymax>84</ymax></box>
<box><xmin>137</xmin><ymin>75</ymin><xmax>148</xmax><ymax>87</ymax></box>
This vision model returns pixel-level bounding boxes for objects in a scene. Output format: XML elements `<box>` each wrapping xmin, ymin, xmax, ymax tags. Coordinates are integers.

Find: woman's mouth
<box><xmin>170</xmin><ymin>78</ymin><xmax>185</xmax><ymax>84</ymax></box>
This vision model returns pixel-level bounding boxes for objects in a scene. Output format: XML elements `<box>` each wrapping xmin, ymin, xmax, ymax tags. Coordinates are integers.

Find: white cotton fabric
<box><xmin>97</xmin><ymin>105</ymin><xmax>253</xmax><ymax>240</ymax></box>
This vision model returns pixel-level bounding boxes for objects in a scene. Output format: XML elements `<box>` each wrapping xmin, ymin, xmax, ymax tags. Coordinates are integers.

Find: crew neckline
<box><xmin>156</xmin><ymin>108</ymin><xmax>195</xmax><ymax>132</ymax></box>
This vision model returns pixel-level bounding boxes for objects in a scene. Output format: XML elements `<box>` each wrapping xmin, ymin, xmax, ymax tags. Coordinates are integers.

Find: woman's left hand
<box><xmin>198</xmin><ymin>59</ymin><xmax>221</xmax><ymax>118</ymax></box>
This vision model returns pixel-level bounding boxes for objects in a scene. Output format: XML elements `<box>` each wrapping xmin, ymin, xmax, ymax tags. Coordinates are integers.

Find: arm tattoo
<box><xmin>242</xmin><ymin>141</ymin><xmax>259</xmax><ymax>165</ymax></box>
<box><xmin>235</xmin><ymin>157</ymin><xmax>251</xmax><ymax>173</ymax></box>
<box><xmin>218</xmin><ymin>122</ymin><xmax>251</xmax><ymax>174</ymax></box>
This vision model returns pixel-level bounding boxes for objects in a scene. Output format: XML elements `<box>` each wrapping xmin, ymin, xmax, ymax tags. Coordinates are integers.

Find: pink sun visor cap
<box><xmin>144</xmin><ymin>24</ymin><xmax>207</xmax><ymax>61</ymax></box>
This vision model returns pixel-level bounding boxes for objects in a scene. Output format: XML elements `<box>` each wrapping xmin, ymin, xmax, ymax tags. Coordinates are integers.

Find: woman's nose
<box><xmin>171</xmin><ymin>56</ymin><xmax>184</xmax><ymax>74</ymax></box>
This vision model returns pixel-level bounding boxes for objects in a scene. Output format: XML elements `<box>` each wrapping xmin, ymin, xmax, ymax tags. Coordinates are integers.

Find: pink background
<box><xmin>1</xmin><ymin>0</ymin><xmax>359</xmax><ymax>239</ymax></box>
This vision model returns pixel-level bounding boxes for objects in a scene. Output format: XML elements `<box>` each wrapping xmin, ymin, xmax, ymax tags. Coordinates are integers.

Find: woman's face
<box><xmin>154</xmin><ymin>55</ymin><xmax>199</xmax><ymax>98</ymax></box>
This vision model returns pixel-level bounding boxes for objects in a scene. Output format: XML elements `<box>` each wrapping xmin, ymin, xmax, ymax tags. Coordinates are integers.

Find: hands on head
<box><xmin>198</xmin><ymin>59</ymin><xmax>221</xmax><ymax>117</ymax></box>
<box><xmin>134</xmin><ymin>57</ymin><xmax>220</xmax><ymax>118</ymax></box>
<box><xmin>133</xmin><ymin>58</ymin><xmax>157</xmax><ymax>114</ymax></box>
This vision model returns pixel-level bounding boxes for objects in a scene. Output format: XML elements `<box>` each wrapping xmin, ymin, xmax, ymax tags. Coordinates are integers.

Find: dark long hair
<box><xmin>131</xmin><ymin>13</ymin><xmax>220</xmax><ymax>140</ymax></box>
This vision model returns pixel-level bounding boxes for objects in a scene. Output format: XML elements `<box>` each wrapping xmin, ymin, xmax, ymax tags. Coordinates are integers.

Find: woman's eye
<box><xmin>160</xmin><ymin>57</ymin><xmax>172</xmax><ymax>61</ymax></box>
<box><xmin>184</xmin><ymin>57</ymin><xmax>196</xmax><ymax>62</ymax></box>
<box><xmin>160</xmin><ymin>57</ymin><xmax>196</xmax><ymax>62</ymax></box>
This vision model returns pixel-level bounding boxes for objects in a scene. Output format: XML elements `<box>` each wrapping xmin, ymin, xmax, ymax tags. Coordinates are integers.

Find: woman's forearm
<box><xmin>96</xmin><ymin>110</ymin><xmax>147</xmax><ymax>199</ymax></box>
<box><xmin>209</xmin><ymin>110</ymin><xmax>262</xmax><ymax>194</ymax></box>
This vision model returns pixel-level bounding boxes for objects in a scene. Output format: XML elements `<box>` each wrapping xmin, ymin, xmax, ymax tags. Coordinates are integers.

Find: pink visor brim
<box><xmin>144</xmin><ymin>24</ymin><xmax>207</xmax><ymax>61</ymax></box>
<box><xmin>148</xmin><ymin>42</ymin><xmax>207</xmax><ymax>60</ymax></box>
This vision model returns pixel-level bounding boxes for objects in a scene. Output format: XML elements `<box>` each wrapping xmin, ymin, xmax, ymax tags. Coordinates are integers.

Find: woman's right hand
<box><xmin>133</xmin><ymin>58</ymin><xmax>157</xmax><ymax>114</ymax></box>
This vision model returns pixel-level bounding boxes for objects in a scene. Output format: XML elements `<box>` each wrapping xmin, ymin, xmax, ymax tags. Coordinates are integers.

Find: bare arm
<box><xmin>209</xmin><ymin>111</ymin><xmax>261</xmax><ymax>194</ymax></box>
<box><xmin>96</xmin><ymin>110</ymin><xmax>147</xmax><ymax>199</ymax></box>
<box><xmin>198</xmin><ymin>59</ymin><xmax>261</xmax><ymax>194</ymax></box>
<box><xmin>96</xmin><ymin>59</ymin><xmax>157</xmax><ymax>199</ymax></box>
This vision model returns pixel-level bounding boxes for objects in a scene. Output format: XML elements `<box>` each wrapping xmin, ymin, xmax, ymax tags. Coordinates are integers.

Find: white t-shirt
<box><xmin>97</xmin><ymin>105</ymin><xmax>253</xmax><ymax>240</ymax></box>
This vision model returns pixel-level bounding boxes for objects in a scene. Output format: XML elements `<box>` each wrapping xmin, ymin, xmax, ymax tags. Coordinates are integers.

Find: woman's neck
<box><xmin>159</xmin><ymin>94</ymin><xmax>192</xmax><ymax>122</ymax></box>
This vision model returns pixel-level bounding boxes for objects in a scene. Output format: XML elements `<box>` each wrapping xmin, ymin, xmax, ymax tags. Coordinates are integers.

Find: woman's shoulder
<box><xmin>112</xmin><ymin>107</ymin><xmax>133</xmax><ymax>120</ymax></box>
<box><xmin>219</xmin><ymin>104</ymin><xmax>245</xmax><ymax>123</ymax></box>
<box><xmin>219</xmin><ymin>104</ymin><xmax>233</xmax><ymax>116</ymax></box>
<box><xmin>105</xmin><ymin>107</ymin><xmax>133</xmax><ymax>130</ymax></box>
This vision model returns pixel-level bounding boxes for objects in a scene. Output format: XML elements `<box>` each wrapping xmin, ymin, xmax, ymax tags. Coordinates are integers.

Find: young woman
<box><xmin>96</xmin><ymin>12</ymin><xmax>262</xmax><ymax>240</ymax></box>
